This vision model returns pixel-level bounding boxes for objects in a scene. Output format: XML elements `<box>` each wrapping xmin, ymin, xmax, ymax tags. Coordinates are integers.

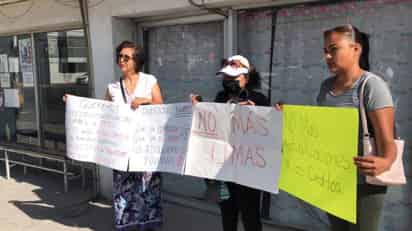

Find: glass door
<box><xmin>0</xmin><ymin>34</ymin><xmax>39</xmax><ymax>145</ymax></box>
<box><xmin>34</xmin><ymin>29</ymin><xmax>89</xmax><ymax>151</ymax></box>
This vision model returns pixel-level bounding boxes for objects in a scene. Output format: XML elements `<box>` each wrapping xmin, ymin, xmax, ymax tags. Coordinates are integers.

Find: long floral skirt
<box><xmin>113</xmin><ymin>170</ymin><xmax>162</xmax><ymax>231</ymax></box>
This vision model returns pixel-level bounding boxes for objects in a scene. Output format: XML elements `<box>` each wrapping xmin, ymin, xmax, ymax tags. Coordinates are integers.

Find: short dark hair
<box><xmin>116</xmin><ymin>40</ymin><xmax>145</xmax><ymax>73</ymax></box>
<box><xmin>324</xmin><ymin>25</ymin><xmax>370</xmax><ymax>71</ymax></box>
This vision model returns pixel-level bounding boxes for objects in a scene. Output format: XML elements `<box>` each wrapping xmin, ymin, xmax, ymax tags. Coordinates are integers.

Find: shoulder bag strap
<box><xmin>119</xmin><ymin>78</ymin><xmax>127</xmax><ymax>104</ymax></box>
<box><xmin>359</xmin><ymin>74</ymin><xmax>398</xmax><ymax>138</ymax></box>
<box><xmin>359</xmin><ymin>75</ymin><xmax>372</xmax><ymax>138</ymax></box>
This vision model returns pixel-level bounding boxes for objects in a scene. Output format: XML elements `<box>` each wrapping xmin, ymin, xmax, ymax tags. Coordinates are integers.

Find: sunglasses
<box><xmin>117</xmin><ymin>54</ymin><xmax>133</xmax><ymax>63</ymax></box>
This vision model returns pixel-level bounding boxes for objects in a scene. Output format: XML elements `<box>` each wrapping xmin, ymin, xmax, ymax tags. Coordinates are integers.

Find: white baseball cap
<box><xmin>217</xmin><ymin>55</ymin><xmax>250</xmax><ymax>77</ymax></box>
<box><xmin>228</xmin><ymin>55</ymin><xmax>250</xmax><ymax>69</ymax></box>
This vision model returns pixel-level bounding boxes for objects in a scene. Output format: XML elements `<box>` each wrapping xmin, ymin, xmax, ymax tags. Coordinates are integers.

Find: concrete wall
<box><xmin>3</xmin><ymin>2</ymin><xmax>410</xmax><ymax>230</ymax></box>
<box><xmin>0</xmin><ymin>0</ymin><xmax>82</xmax><ymax>36</ymax></box>
<box><xmin>88</xmin><ymin>0</ymin><xmax>314</xmax><ymax>200</ymax></box>
<box><xmin>89</xmin><ymin>2</ymin><xmax>412</xmax><ymax>231</ymax></box>
<box><xmin>109</xmin><ymin>0</ymin><xmax>317</xmax><ymax>17</ymax></box>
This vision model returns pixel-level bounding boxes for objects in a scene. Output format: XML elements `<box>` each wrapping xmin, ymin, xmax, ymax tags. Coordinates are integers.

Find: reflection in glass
<box><xmin>35</xmin><ymin>29</ymin><xmax>89</xmax><ymax>151</ymax></box>
<box><xmin>0</xmin><ymin>35</ymin><xmax>39</xmax><ymax>145</ymax></box>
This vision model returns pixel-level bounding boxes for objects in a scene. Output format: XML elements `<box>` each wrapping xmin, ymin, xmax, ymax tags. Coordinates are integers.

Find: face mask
<box><xmin>222</xmin><ymin>79</ymin><xmax>241</xmax><ymax>95</ymax></box>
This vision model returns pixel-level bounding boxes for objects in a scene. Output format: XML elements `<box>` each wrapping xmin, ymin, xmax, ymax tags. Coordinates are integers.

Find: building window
<box><xmin>0</xmin><ymin>29</ymin><xmax>89</xmax><ymax>151</ymax></box>
<box><xmin>0</xmin><ymin>35</ymin><xmax>38</xmax><ymax>145</ymax></box>
<box><xmin>35</xmin><ymin>29</ymin><xmax>89</xmax><ymax>150</ymax></box>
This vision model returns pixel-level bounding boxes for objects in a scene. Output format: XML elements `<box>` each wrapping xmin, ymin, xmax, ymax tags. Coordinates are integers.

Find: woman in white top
<box><xmin>106</xmin><ymin>41</ymin><xmax>163</xmax><ymax>231</ymax></box>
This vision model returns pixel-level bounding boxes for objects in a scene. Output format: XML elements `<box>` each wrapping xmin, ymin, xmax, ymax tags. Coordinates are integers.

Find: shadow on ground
<box><xmin>1</xmin><ymin>160</ymin><xmax>114</xmax><ymax>231</ymax></box>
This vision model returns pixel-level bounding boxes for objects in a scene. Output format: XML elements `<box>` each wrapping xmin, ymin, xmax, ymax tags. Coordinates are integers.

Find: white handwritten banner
<box><xmin>128</xmin><ymin>103</ymin><xmax>192</xmax><ymax>174</ymax></box>
<box><xmin>66</xmin><ymin>95</ymin><xmax>135</xmax><ymax>171</ymax></box>
<box><xmin>66</xmin><ymin>97</ymin><xmax>282</xmax><ymax>193</ymax></box>
<box><xmin>185</xmin><ymin>103</ymin><xmax>282</xmax><ymax>194</ymax></box>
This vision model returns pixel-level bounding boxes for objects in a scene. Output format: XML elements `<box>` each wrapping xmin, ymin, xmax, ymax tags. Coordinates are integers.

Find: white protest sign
<box><xmin>129</xmin><ymin>103</ymin><xmax>192</xmax><ymax>174</ymax></box>
<box><xmin>8</xmin><ymin>57</ymin><xmax>19</xmax><ymax>73</ymax></box>
<box><xmin>0</xmin><ymin>54</ymin><xmax>8</xmax><ymax>72</ymax></box>
<box><xmin>65</xmin><ymin>95</ymin><xmax>135</xmax><ymax>171</ymax></box>
<box><xmin>4</xmin><ymin>89</ymin><xmax>20</xmax><ymax>108</ymax></box>
<box><xmin>185</xmin><ymin>103</ymin><xmax>282</xmax><ymax>194</ymax></box>
<box><xmin>66</xmin><ymin>97</ymin><xmax>283</xmax><ymax>193</ymax></box>
<box><xmin>230</xmin><ymin>105</ymin><xmax>282</xmax><ymax>193</ymax></box>
<box><xmin>0</xmin><ymin>73</ymin><xmax>10</xmax><ymax>88</ymax></box>
<box><xmin>22</xmin><ymin>72</ymin><xmax>34</xmax><ymax>87</ymax></box>
<box><xmin>185</xmin><ymin>103</ymin><xmax>234</xmax><ymax>180</ymax></box>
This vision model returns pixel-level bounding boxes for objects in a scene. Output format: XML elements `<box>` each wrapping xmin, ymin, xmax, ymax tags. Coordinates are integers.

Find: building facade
<box><xmin>0</xmin><ymin>0</ymin><xmax>411</xmax><ymax>230</ymax></box>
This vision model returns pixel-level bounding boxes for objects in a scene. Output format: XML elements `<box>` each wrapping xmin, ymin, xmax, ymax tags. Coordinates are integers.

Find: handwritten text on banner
<box><xmin>279</xmin><ymin>105</ymin><xmax>358</xmax><ymax>223</ymax></box>
<box><xmin>66</xmin><ymin>95</ymin><xmax>191</xmax><ymax>173</ymax></box>
<box><xmin>66</xmin><ymin>95</ymin><xmax>135</xmax><ymax>171</ymax></box>
<box><xmin>66</xmin><ymin>95</ymin><xmax>359</xmax><ymax>219</ymax></box>
<box><xmin>185</xmin><ymin>103</ymin><xmax>283</xmax><ymax>194</ymax></box>
<box><xmin>129</xmin><ymin>103</ymin><xmax>192</xmax><ymax>173</ymax></box>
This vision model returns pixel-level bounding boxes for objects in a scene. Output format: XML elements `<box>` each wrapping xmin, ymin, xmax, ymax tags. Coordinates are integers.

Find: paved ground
<box><xmin>0</xmin><ymin>163</ymin><xmax>300</xmax><ymax>231</ymax></box>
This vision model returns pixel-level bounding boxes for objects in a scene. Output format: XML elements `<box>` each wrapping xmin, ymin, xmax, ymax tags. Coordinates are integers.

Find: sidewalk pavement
<box><xmin>0</xmin><ymin>164</ymin><xmax>301</xmax><ymax>231</ymax></box>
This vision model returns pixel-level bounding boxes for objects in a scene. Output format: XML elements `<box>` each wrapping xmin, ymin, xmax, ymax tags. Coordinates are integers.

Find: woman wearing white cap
<box><xmin>193</xmin><ymin>55</ymin><xmax>268</xmax><ymax>231</ymax></box>
<box><xmin>214</xmin><ymin>55</ymin><xmax>267</xmax><ymax>106</ymax></box>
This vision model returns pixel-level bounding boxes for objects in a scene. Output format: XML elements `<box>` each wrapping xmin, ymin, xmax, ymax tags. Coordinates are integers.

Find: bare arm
<box><xmin>151</xmin><ymin>83</ymin><xmax>163</xmax><ymax>105</ymax></box>
<box><xmin>354</xmin><ymin>107</ymin><xmax>397</xmax><ymax>176</ymax></box>
<box><xmin>104</xmin><ymin>89</ymin><xmax>112</xmax><ymax>101</ymax></box>
<box><xmin>369</xmin><ymin>107</ymin><xmax>397</xmax><ymax>163</ymax></box>
<box><xmin>130</xmin><ymin>83</ymin><xmax>163</xmax><ymax>109</ymax></box>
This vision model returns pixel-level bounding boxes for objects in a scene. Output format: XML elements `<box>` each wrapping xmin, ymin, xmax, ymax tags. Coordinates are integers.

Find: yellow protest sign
<box><xmin>279</xmin><ymin>105</ymin><xmax>358</xmax><ymax>223</ymax></box>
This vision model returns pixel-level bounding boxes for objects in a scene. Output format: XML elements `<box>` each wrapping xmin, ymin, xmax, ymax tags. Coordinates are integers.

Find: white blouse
<box><xmin>107</xmin><ymin>72</ymin><xmax>157</xmax><ymax>104</ymax></box>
